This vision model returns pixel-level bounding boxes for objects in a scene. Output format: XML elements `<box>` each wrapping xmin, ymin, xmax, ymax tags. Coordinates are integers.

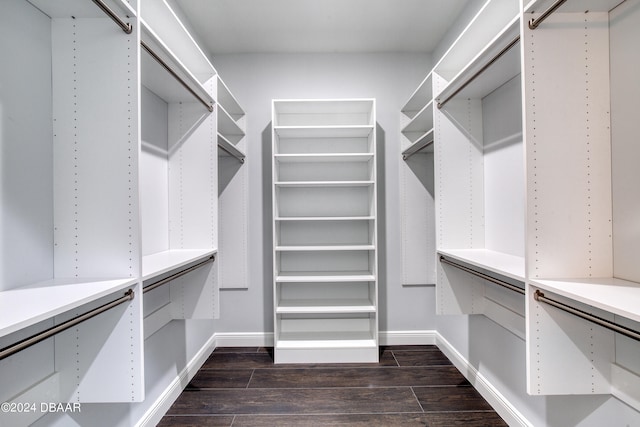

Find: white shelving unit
<box><xmin>1</xmin><ymin>0</ymin><xmax>247</xmax><ymax>424</ymax></box>
<box><xmin>215</xmin><ymin>75</ymin><xmax>249</xmax><ymax>289</ymax></box>
<box><xmin>272</xmin><ymin>99</ymin><xmax>378</xmax><ymax>364</ymax></box>
<box><xmin>523</xmin><ymin>0</ymin><xmax>640</xmax><ymax>408</ymax></box>
<box><xmin>399</xmin><ymin>72</ymin><xmax>436</xmax><ymax>286</ymax></box>
<box><xmin>429</xmin><ymin>0</ymin><xmax>524</xmax><ymax>330</ymax></box>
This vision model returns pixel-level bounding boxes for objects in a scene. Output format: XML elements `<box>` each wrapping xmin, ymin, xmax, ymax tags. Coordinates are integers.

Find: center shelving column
<box><xmin>271</xmin><ymin>99</ymin><xmax>378</xmax><ymax>364</ymax></box>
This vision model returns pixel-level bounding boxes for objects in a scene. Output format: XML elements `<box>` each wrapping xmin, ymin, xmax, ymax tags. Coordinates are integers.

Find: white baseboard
<box><xmin>378</xmin><ymin>330</ymin><xmax>437</xmax><ymax>346</ymax></box>
<box><xmin>436</xmin><ymin>332</ymin><xmax>532</xmax><ymax>427</ymax></box>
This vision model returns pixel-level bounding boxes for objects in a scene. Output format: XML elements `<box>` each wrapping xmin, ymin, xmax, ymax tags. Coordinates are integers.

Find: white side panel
<box><xmin>610</xmin><ymin>0</ymin><xmax>640</xmax><ymax>283</ymax></box>
<box><xmin>52</xmin><ymin>17</ymin><xmax>141</xmax><ymax>279</ymax></box>
<box><xmin>219</xmin><ymin>156</ymin><xmax>249</xmax><ymax>288</ymax></box>
<box><xmin>55</xmin><ymin>283</ymin><xmax>144</xmax><ymax>402</ymax></box>
<box><xmin>437</xmin><ymin>261</ymin><xmax>485</xmax><ymax>315</ymax></box>
<box><xmin>170</xmin><ymin>258</ymin><xmax>218</xmax><ymax>319</ymax></box>
<box><xmin>400</xmin><ymin>152</ymin><xmax>436</xmax><ymax>285</ymax></box>
<box><xmin>0</xmin><ymin>0</ymin><xmax>53</xmax><ymax>291</ymax></box>
<box><xmin>523</xmin><ymin>12</ymin><xmax>612</xmax><ymax>279</ymax></box>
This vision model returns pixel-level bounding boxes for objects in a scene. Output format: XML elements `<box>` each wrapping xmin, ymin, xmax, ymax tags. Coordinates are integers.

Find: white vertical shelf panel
<box><xmin>524</xmin><ymin>12</ymin><xmax>612</xmax><ymax>280</ymax></box>
<box><xmin>52</xmin><ymin>17</ymin><xmax>141</xmax><ymax>280</ymax></box>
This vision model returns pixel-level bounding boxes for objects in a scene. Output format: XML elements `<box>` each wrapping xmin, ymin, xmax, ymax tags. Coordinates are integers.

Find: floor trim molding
<box><xmin>435</xmin><ymin>332</ymin><xmax>532</xmax><ymax>427</ymax></box>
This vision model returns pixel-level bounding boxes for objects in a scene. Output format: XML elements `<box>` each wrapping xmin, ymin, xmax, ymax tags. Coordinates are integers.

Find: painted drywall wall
<box><xmin>210</xmin><ymin>52</ymin><xmax>437</xmax><ymax>335</ymax></box>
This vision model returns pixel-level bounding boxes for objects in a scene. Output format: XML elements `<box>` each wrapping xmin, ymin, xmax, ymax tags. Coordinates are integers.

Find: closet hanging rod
<box><xmin>437</xmin><ymin>35</ymin><xmax>520</xmax><ymax>109</ymax></box>
<box><xmin>91</xmin><ymin>0</ymin><xmax>132</xmax><ymax>34</ymax></box>
<box><xmin>402</xmin><ymin>139</ymin><xmax>434</xmax><ymax>160</ymax></box>
<box><xmin>218</xmin><ymin>143</ymin><xmax>245</xmax><ymax>163</ymax></box>
<box><xmin>534</xmin><ymin>290</ymin><xmax>640</xmax><ymax>342</ymax></box>
<box><xmin>439</xmin><ymin>256</ymin><xmax>525</xmax><ymax>295</ymax></box>
<box><xmin>528</xmin><ymin>0</ymin><xmax>569</xmax><ymax>29</ymax></box>
<box><xmin>0</xmin><ymin>289</ymin><xmax>134</xmax><ymax>361</ymax></box>
<box><xmin>140</xmin><ymin>40</ymin><xmax>214</xmax><ymax>112</ymax></box>
<box><xmin>143</xmin><ymin>255</ymin><xmax>215</xmax><ymax>294</ymax></box>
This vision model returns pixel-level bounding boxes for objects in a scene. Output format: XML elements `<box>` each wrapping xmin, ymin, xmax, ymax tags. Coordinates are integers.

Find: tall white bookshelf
<box><xmin>271</xmin><ymin>99</ymin><xmax>379</xmax><ymax>364</ymax></box>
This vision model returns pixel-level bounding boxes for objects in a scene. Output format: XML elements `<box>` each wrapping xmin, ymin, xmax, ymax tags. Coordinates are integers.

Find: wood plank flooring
<box><xmin>158</xmin><ymin>345</ymin><xmax>508</xmax><ymax>426</ymax></box>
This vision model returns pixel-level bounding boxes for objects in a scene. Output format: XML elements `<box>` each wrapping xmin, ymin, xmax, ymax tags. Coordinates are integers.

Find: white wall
<box><xmin>210</xmin><ymin>53</ymin><xmax>437</xmax><ymax>335</ymax></box>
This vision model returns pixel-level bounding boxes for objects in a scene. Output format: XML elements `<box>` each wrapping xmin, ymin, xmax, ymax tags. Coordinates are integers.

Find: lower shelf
<box><xmin>275</xmin><ymin>331</ymin><xmax>378</xmax><ymax>364</ymax></box>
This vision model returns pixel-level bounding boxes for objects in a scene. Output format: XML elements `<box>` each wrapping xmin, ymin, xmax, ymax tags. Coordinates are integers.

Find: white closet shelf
<box><xmin>273</xmin><ymin>99</ymin><xmax>375</xmax><ymax>126</ymax></box>
<box><xmin>274</xmin><ymin>154</ymin><xmax>374</xmax><ymax>163</ymax></box>
<box><xmin>274</xmin><ymin>181</ymin><xmax>374</xmax><ymax>188</ymax></box>
<box><xmin>274</xmin><ymin>126</ymin><xmax>374</xmax><ymax>139</ymax></box>
<box><xmin>275</xmin><ymin>216</ymin><xmax>375</xmax><ymax>222</ymax></box>
<box><xmin>27</xmin><ymin>0</ymin><xmax>136</xmax><ymax>18</ymax></box>
<box><xmin>434</xmin><ymin>0</ymin><xmax>519</xmax><ymax>80</ymax></box>
<box><xmin>276</xmin><ymin>299</ymin><xmax>376</xmax><ymax>314</ymax></box>
<box><xmin>531</xmin><ymin>277</ymin><xmax>640</xmax><ymax>323</ymax></box>
<box><xmin>139</xmin><ymin>0</ymin><xmax>215</xmax><ymax>83</ymax></box>
<box><xmin>437</xmin><ymin>16</ymin><xmax>521</xmax><ymax>107</ymax></box>
<box><xmin>401</xmin><ymin>73</ymin><xmax>433</xmax><ymax>119</ymax></box>
<box><xmin>524</xmin><ymin>0</ymin><xmax>623</xmax><ymax>13</ymax></box>
<box><xmin>216</xmin><ymin>76</ymin><xmax>244</xmax><ymax>120</ymax></box>
<box><xmin>438</xmin><ymin>249</ymin><xmax>525</xmax><ymax>282</ymax></box>
<box><xmin>0</xmin><ymin>278</ymin><xmax>138</xmax><ymax>337</ymax></box>
<box><xmin>276</xmin><ymin>245</ymin><xmax>375</xmax><ymax>252</ymax></box>
<box><xmin>276</xmin><ymin>271</ymin><xmax>376</xmax><ymax>283</ymax></box>
<box><xmin>218</xmin><ymin>104</ymin><xmax>245</xmax><ymax>138</ymax></box>
<box><xmin>402</xmin><ymin>101</ymin><xmax>434</xmax><ymax>134</ymax></box>
<box><xmin>276</xmin><ymin>332</ymin><xmax>377</xmax><ymax>349</ymax></box>
<box><xmin>402</xmin><ymin>129</ymin><xmax>434</xmax><ymax>158</ymax></box>
<box><xmin>218</xmin><ymin>134</ymin><xmax>246</xmax><ymax>162</ymax></box>
<box><xmin>142</xmin><ymin>249</ymin><xmax>217</xmax><ymax>281</ymax></box>
<box><xmin>140</xmin><ymin>22</ymin><xmax>214</xmax><ymax>107</ymax></box>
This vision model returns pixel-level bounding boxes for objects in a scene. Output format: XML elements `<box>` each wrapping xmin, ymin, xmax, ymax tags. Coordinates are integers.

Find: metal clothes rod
<box><xmin>0</xmin><ymin>289</ymin><xmax>134</xmax><ymax>361</ymax></box>
<box><xmin>140</xmin><ymin>40</ymin><xmax>214</xmax><ymax>113</ymax></box>
<box><xmin>90</xmin><ymin>0</ymin><xmax>132</xmax><ymax>34</ymax></box>
<box><xmin>218</xmin><ymin>143</ymin><xmax>245</xmax><ymax>163</ymax></box>
<box><xmin>437</xmin><ymin>35</ymin><xmax>521</xmax><ymax>109</ymax></box>
<box><xmin>439</xmin><ymin>256</ymin><xmax>525</xmax><ymax>295</ymax></box>
<box><xmin>143</xmin><ymin>255</ymin><xmax>215</xmax><ymax>294</ymax></box>
<box><xmin>528</xmin><ymin>0</ymin><xmax>569</xmax><ymax>29</ymax></box>
<box><xmin>402</xmin><ymin>139</ymin><xmax>434</xmax><ymax>160</ymax></box>
<box><xmin>534</xmin><ymin>290</ymin><xmax>640</xmax><ymax>342</ymax></box>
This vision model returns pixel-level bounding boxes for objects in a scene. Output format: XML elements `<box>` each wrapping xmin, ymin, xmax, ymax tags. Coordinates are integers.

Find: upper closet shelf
<box><xmin>438</xmin><ymin>248</ymin><xmax>525</xmax><ymax>282</ymax></box>
<box><xmin>274</xmin><ymin>126</ymin><xmax>374</xmax><ymax>139</ymax></box>
<box><xmin>140</xmin><ymin>0</ymin><xmax>215</xmax><ymax>84</ymax></box>
<box><xmin>0</xmin><ymin>277</ymin><xmax>138</xmax><ymax>338</ymax></box>
<box><xmin>140</xmin><ymin>22</ymin><xmax>214</xmax><ymax>110</ymax></box>
<box><xmin>401</xmin><ymin>73</ymin><xmax>433</xmax><ymax>119</ymax></box>
<box><xmin>273</xmin><ymin>99</ymin><xmax>375</xmax><ymax>127</ymax></box>
<box><xmin>402</xmin><ymin>129</ymin><xmax>434</xmax><ymax>159</ymax></box>
<box><xmin>275</xmin><ymin>216</ymin><xmax>375</xmax><ymax>222</ymax></box>
<box><xmin>531</xmin><ymin>277</ymin><xmax>640</xmax><ymax>323</ymax></box>
<box><xmin>27</xmin><ymin>0</ymin><xmax>136</xmax><ymax>19</ymax></box>
<box><xmin>218</xmin><ymin>134</ymin><xmax>245</xmax><ymax>162</ymax></box>
<box><xmin>274</xmin><ymin>154</ymin><xmax>374</xmax><ymax>163</ymax></box>
<box><xmin>276</xmin><ymin>271</ymin><xmax>376</xmax><ymax>283</ymax></box>
<box><xmin>436</xmin><ymin>16</ymin><xmax>521</xmax><ymax>109</ymax></box>
<box><xmin>142</xmin><ymin>249</ymin><xmax>217</xmax><ymax>282</ymax></box>
<box><xmin>216</xmin><ymin>77</ymin><xmax>245</xmax><ymax>121</ymax></box>
<box><xmin>524</xmin><ymin>0</ymin><xmax>624</xmax><ymax>14</ymax></box>
<box><xmin>402</xmin><ymin>101</ymin><xmax>434</xmax><ymax>134</ymax></box>
<box><xmin>218</xmin><ymin>105</ymin><xmax>245</xmax><ymax>140</ymax></box>
<box><xmin>275</xmin><ymin>181</ymin><xmax>374</xmax><ymax>188</ymax></box>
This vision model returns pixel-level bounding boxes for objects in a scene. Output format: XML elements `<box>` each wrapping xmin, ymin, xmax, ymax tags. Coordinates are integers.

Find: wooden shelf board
<box><xmin>276</xmin><ymin>271</ymin><xmax>375</xmax><ymax>283</ymax></box>
<box><xmin>276</xmin><ymin>245</ymin><xmax>375</xmax><ymax>252</ymax></box>
<box><xmin>274</xmin><ymin>153</ymin><xmax>373</xmax><ymax>163</ymax></box>
<box><xmin>275</xmin><ymin>216</ymin><xmax>375</xmax><ymax>222</ymax></box>
<box><xmin>275</xmin><ymin>181</ymin><xmax>374</xmax><ymax>188</ymax></box>
<box><xmin>276</xmin><ymin>298</ymin><xmax>376</xmax><ymax>314</ymax></box>
<box><xmin>438</xmin><ymin>248</ymin><xmax>525</xmax><ymax>282</ymax></box>
<box><xmin>531</xmin><ymin>277</ymin><xmax>640</xmax><ymax>323</ymax></box>
<box><xmin>142</xmin><ymin>249</ymin><xmax>216</xmax><ymax>281</ymax></box>
<box><xmin>0</xmin><ymin>277</ymin><xmax>138</xmax><ymax>338</ymax></box>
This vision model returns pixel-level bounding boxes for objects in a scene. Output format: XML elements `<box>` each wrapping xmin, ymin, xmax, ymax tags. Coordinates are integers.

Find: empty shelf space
<box><xmin>276</xmin><ymin>271</ymin><xmax>376</xmax><ymax>283</ymax></box>
<box><xmin>218</xmin><ymin>105</ymin><xmax>245</xmax><ymax>139</ymax></box>
<box><xmin>274</xmin><ymin>126</ymin><xmax>374</xmax><ymax>139</ymax></box>
<box><xmin>0</xmin><ymin>277</ymin><xmax>138</xmax><ymax>337</ymax></box>
<box><xmin>218</xmin><ymin>134</ymin><xmax>246</xmax><ymax>161</ymax></box>
<box><xmin>438</xmin><ymin>249</ymin><xmax>525</xmax><ymax>282</ymax></box>
<box><xmin>216</xmin><ymin>76</ymin><xmax>244</xmax><ymax>120</ymax></box>
<box><xmin>402</xmin><ymin>101</ymin><xmax>434</xmax><ymax>134</ymax></box>
<box><xmin>531</xmin><ymin>277</ymin><xmax>640</xmax><ymax>323</ymax></box>
<box><xmin>276</xmin><ymin>331</ymin><xmax>377</xmax><ymax>349</ymax></box>
<box><xmin>274</xmin><ymin>153</ymin><xmax>374</xmax><ymax>163</ymax></box>
<box><xmin>273</xmin><ymin>99</ymin><xmax>375</xmax><ymax>126</ymax></box>
<box><xmin>276</xmin><ymin>298</ymin><xmax>376</xmax><ymax>314</ymax></box>
<box><xmin>275</xmin><ymin>181</ymin><xmax>374</xmax><ymax>188</ymax></box>
<box><xmin>142</xmin><ymin>249</ymin><xmax>217</xmax><ymax>281</ymax></box>
<box><xmin>276</xmin><ymin>245</ymin><xmax>375</xmax><ymax>252</ymax></box>
<box><xmin>401</xmin><ymin>73</ymin><xmax>433</xmax><ymax>119</ymax></box>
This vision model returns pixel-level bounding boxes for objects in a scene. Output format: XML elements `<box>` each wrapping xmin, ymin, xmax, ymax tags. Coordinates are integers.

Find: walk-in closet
<box><xmin>1</xmin><ymin>0</ymin><xmax>638</xmax><ymax>426</ymax></box>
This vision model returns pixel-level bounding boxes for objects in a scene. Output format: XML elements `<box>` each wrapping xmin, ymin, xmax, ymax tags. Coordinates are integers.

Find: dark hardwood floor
<box><xmin>158</xmin><ymin>345</ymin><xmax>508</xmax><ymax>426</ymax></box>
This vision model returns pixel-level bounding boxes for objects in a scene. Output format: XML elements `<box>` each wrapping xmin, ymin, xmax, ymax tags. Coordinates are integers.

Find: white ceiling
<box><xmin>174</xmin><ymin>0</ymin><xmax>470</xmax><ymax>54</ymax></box>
